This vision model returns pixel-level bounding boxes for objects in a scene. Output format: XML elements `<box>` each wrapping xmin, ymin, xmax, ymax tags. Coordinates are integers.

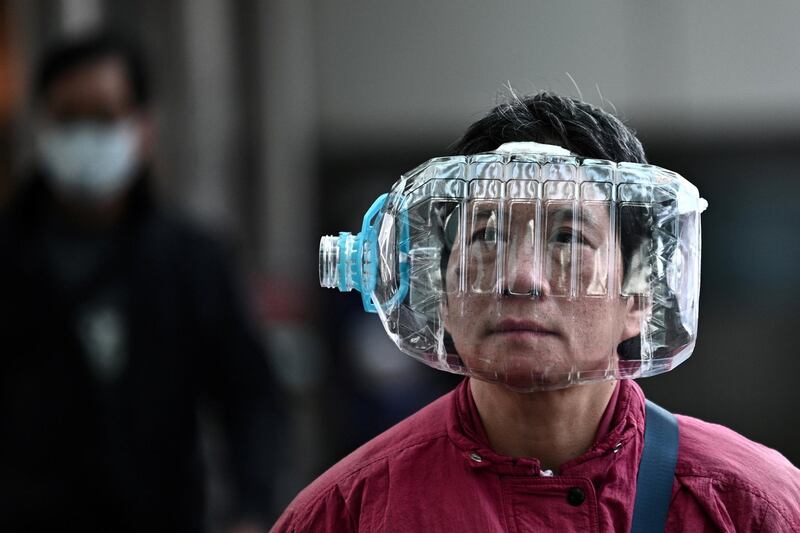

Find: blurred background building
<box><xmin>1</xmin><ymin>0</ymin><xmax>799</xmax><ymax>526</ymax></box>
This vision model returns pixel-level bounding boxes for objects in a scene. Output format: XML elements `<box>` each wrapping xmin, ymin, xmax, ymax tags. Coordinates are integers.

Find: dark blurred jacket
<box><xmin>0</xmin><ymin>172</ymin><xmax>279</xmax><ymax>532</ymax></box>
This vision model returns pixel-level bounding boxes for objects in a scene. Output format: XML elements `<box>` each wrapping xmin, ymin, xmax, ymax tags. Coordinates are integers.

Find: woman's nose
<box><xmin>503</xmin><ymin>221</ymin><xmax>550</xmax><ymax>297</ymax></box>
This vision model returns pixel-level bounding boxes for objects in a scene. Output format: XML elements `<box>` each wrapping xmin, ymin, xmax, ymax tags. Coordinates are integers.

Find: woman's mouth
<box><xmin>491</xmin><ymin>319</ymin><xmax>557</xmax><ymax>339</ymax></box>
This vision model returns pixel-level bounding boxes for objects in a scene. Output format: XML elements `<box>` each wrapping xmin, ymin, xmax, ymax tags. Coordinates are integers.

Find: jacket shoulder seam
<box><xmin>287</xmin><ymin>481</ymin><xmax>356</xmax><ymax>532</ymax></box>
<box><xmin>292</xmin><ymin>431</ymin><xmax>450</xmax><ymax>518</ymax></box>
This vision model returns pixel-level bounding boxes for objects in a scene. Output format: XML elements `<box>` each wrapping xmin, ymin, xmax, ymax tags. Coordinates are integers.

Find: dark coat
<box><xmin>0</xmin><ymin>174</ymin><xmax>280</xmax><ymax>532</ymax></box>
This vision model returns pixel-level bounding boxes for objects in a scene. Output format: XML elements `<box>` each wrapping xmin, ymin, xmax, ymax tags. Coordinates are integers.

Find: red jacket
<box><xmin>272</xmin><ymin>379</ymin><xmax>800</xmax><ymax>532</ymax></box>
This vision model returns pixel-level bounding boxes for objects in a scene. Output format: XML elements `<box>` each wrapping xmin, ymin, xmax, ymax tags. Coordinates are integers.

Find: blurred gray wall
<box><xmin>312</xmin><ymin>0</ymin><xmax>800</xmax><ymax>143</ymax></box>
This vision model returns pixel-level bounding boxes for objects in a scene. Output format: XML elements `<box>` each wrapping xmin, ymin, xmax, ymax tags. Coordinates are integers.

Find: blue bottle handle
<box><xmin>352</xmin><ymin>193</ymin><xmax>409</xmax><ymax>313</ymax></box>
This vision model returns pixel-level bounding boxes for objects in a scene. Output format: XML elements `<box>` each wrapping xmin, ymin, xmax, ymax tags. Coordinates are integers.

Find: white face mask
<box><xmin>36</xmin><ymin>120</ymin><xmax>140</xmax><ymax>202</ymax></box>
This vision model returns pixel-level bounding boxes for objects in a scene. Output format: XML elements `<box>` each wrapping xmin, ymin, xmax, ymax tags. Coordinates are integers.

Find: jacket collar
<box><xmin>446</xmin><ymin>377</ymin><xmax>646</xmax><ymax>477</ymax></box>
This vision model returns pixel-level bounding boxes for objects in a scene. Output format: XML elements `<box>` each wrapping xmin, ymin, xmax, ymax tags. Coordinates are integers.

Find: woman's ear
<box><xmin>620</xmin><ymin>294</ymin><xmax>647</xmax><ymax>343</ymax></box>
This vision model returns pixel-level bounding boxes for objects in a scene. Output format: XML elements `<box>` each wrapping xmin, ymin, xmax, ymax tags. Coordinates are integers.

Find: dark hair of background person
<box><xmin>35</xmin><ymin>31</ymin><xmax>150</xmax><ymax>106</ymax></box>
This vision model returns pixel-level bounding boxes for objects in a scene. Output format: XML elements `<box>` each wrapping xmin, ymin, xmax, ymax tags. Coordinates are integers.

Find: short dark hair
<box><xmin>451</xmin><ymin>91</ymin><xmax>646</xmax><ymax>164</ymax></box>
<box><xmin>35</xmin><ymin>31</ymin><xmax>151</xmax><ymax>106</ymax></box>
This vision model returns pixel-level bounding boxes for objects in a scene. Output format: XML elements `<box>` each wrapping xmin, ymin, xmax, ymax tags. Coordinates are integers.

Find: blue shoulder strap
<box><xmin>630</xmin><ymin>399</ymin><xmax>679</xmax><ymax>533</ymax></box>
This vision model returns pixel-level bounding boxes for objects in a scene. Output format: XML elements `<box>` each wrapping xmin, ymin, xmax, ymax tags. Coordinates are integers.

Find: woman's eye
<box><xmin>548</xmin><ymin>228</ymin><xmax>597</xmax><ymax>249</ymax></box>
<box><xmin>471</xmin><ymin>213</ymin><xmax>498</xmax><ymax>244</ymax></box>
<box><xmin>480</xmin><ymin>226</ymin><xmax>497</xmax><ymax>242</ymax></box>
<box><xmin>550</xmin><ymin>228</ymin><xmax>575</xmax><ymax>244</ymax></box>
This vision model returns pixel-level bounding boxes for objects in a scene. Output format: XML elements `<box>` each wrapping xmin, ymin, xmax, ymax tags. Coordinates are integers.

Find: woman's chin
<box><xmin>463</xmin><ymin>348</ymin><xmax>613</xmax><ymax>391</ymax></box>
<box><xmin>464</xmin><ymin>350</ymin><xmax>571</xmax><ymax>390</ymax></box>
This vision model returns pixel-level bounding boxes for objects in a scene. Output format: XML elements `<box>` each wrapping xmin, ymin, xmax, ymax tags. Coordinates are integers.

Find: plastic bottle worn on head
<box><xmin>319</xmin><ymin>147</ymin><xmax>707</xmax><ymax>392</ymax></box>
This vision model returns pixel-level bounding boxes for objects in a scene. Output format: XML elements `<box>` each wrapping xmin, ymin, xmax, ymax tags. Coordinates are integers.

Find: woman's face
<box><xmin>442</xmin><ymin>201</ymin><xmax>642</xmax><ymax>389</ymax></box>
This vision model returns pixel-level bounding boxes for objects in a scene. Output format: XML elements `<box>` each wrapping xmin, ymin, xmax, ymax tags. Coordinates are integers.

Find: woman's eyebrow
<box><xmin>462</xmin><ymin>203</ymin><xmax>607</xmax><ymax>234</ymax></box>
<box><xmin>547</xmin><ymin>205</ymin><xmax>604</xmax><ymax>231</ymax></box>
<box><xmin>470</xmin><ymin>207</ymin><xmax>497</xmax><ymax>225</ymax></box>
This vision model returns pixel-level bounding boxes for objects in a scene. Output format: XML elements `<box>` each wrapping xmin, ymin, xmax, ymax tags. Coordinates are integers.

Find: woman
<box><xmin>273</xmin><ymin>92</ymin><xmax>800</xmax><ymax>532</ymax></box>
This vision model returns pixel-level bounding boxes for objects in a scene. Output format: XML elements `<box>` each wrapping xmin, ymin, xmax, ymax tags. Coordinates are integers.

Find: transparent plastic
<box><xmin>320</xmin><ymin>151</ymin><xmax>707</xmax><ymax>391</ymax></box>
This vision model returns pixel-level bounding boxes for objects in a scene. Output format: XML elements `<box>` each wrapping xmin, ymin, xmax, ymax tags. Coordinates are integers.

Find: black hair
<box><xmin>35</xmin><ymin>31</ymin><xmax>151</xmax><ymax>106</ymax></box>
<box><xmin>451</xmin><ymin>91</ymin><xmax>647</xmax><ymax>164</ymax></box>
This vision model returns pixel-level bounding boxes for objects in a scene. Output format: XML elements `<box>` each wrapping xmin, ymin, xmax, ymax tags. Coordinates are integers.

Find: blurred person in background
<box><xmin>273</xmin><ymin>92</ymin><xmax>800</xmax><ymax>532</ymax></box>
<box><xmin>0</xmin><ymin>32</ymin><xmax>280</xmax><ymax>532</ymax></box>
